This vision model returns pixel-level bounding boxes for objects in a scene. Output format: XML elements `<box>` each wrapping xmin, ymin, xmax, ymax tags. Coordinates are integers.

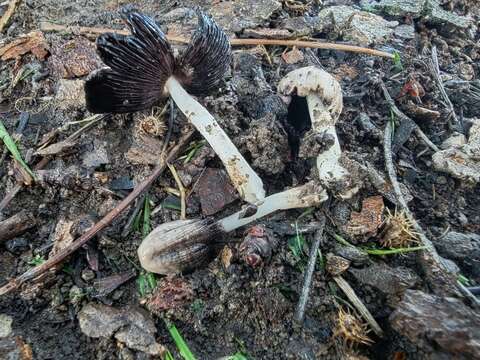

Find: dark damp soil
<box><xmin>0</xmin><ymin>0</ymin><xmax>479</xmax><ymax>359</ymax></box>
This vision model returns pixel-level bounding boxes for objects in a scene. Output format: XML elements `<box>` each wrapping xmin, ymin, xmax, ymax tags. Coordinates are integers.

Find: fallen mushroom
<box><xmin>278</xmin><ymin>66</ymin><xmax>355</xmax><ymax>197</ymax></box>
<box><xmin>85</xmin><ymin>8</ymin><xmax>265</xmax><ymax>204</ymax></box>
<box><xmin>138</xmin><ymin>181</ymin><xmax>327</xmax><ymax>274</ymax></box>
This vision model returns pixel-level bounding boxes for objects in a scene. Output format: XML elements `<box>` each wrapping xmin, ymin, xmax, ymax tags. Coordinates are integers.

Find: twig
<box><xmin>167</xmin><ymin>163</ymin><xmax>186</xmax><ymax>220</ymax></box>
<box><xmin>430</xmin><ymin>46</ymin><xmax>461</xmax><ymax>132</ymax></box>
<box><xmin>0</xmin><ymin>0</ymin><xmax>21</xmax><ymax>33</ymax></box>
<box><xmin>384</xmin><ymin>121</ymin><xmax>479</xmax><ymax>306</ymax></box>
<box><xmin>294</xmin><ymin>216</ymin><xmax>325</xmax><ymax>323</ymax></box>
<box><xmin>0</xmin><ymin>129</ymin><xmax>194</xmax><ymax>296</ymax></box>
<box><xmin>0</xmin><ymin>210</ymin><xmax>35</xmax><ymax>242</ymax></box>
<box><xmin>39</xmin><ymin>22</ymin><xmax>394</xmax><ymax>59</ymax></box>
<box><xmin>332</xmin><ymin>275</ymin><xmax>383</xmax><ymax>337</ymax></box>
<box><xmin>379</xmin><ymin>81</ymin><xmax>440</xmax><ymax>153</ymax></box>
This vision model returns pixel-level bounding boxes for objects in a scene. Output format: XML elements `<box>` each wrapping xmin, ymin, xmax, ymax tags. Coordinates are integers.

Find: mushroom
<box><xmin>278</xmin><ymin>66</ymin><xmax>354</xmax><ymax>197</ymax></box>
<box><xmin>138</xmin><ymin>181</ymin><xmax>327</xmax><ymax>274</ymax></box>
<box><xmin>84</xmin><ymin>8</ymin><xmax>265</xmax><ymax>204</ymax></box>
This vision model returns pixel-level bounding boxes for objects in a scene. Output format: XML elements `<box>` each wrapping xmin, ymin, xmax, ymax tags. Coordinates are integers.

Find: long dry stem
<box><xmin>0</xmin><ymin>129</ymin><xmax>194</xmax><ymax>296</ymax></box>
<box><xmin>39</xmin><ymin>22</ymin><xmax>394</xmax><ymax>59</ymax></box>
<box><xmin>167</xmin><ymin>163</ymin><xmax>186</xmax><ymax>220</ymax></box>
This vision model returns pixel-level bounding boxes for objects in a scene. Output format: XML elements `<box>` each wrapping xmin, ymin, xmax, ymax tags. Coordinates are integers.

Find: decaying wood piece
<box><xmin>0</xmin><ymin>210</ymin><xmax>35</xmax><ymax>242</ymax></box>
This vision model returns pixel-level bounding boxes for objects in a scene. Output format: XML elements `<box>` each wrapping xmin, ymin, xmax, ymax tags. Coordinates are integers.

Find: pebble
<box><xmin>0</xmin><ymin>314</ymin><xmax>13</xmax><ymax>338</ymax></box>
<box><xmin>81</xmin><ymin>269</ymin><xmax>95</xmax><ymax>282</ymax></box>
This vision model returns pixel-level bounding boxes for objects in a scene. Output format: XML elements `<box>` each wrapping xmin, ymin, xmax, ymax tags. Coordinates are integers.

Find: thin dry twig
<box><xmin>430</xmin><ymin>46</ymin><xmax>461</xmax><ymax>131</ymax></box>
<box><xmin>0</xmin><ymin>129</ymin><xmax>194</xmax><ymax>296</ymax></box>
<box><xmin>380</xmin><ymin>81</ymin><xmax>440</xmax><ymax>152</ymax></box>
<box><xmin>0</xmin><ymin>0</ymin><xmax>21</xmax><ymax>32</ymax></box>
<box><xmin>294</xmin><ymin>216</ymin><xmax>325</xmax><ymax>323</ymax></box>
<box><xmin>167</xmin><ymin>163</ymin><xmax>186</xmax><ymax>220</ymax></box>
<box><xmin>39</xmin><ymin>22</ymin><xmax>394</xmax><ymax>59</ymax></box>
<box><xmin>384</xmin><ymin>121</ymin><xmax>479</xmax><ymax>306</ymax></box>
<box><xmin>333</xmin><ymin>275</ymin><xmax>383</xmax><ymax>338</ymax></box>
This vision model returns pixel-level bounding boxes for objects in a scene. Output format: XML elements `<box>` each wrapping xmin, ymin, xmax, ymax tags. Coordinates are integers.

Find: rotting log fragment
<box><xmin>0</xmin><ymin>210</ymin><xmax>35</xmax><ymax>243</ymax></box>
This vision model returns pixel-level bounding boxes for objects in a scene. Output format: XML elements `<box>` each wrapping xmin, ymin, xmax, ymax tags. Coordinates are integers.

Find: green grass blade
<box><xmin>142</xmin><ymin>195</ymin><xmax>151</xmax><ymax>238</ymax></box>
<box><xmin>364</xmin><ymin>246</ymin><xmax>426</xmax><ymax>255</ymax></box>
<box><xmin>0</xmin><ymin>119</ymin><xmax>35</xmax><ymax>179</ymax></box>
<box><xmin>165</xmin><ymin>321</ymin><xmax>197</xmax><ymax>360</ymax></box>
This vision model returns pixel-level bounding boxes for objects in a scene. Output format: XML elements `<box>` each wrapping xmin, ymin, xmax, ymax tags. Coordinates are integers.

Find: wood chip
<box><xmin>281</xmin><ymin>47</ymin><xmax>304</xmax><ymax>64</ymax></box>
<box><xmin>345</xmin><ymin>195</ymin><xmax>384</xmax><ymax>240</ymax></box>
<box><xmin>0</xmin><ymin>31</ymin><xmax>49</xmax><ymax>61</ymax></box>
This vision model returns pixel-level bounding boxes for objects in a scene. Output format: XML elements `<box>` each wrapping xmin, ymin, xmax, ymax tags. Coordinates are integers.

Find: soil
<box><xmin>0</xmin><ymin>0</ymin><xmax>479</xmax><ymax>359</ymax></box>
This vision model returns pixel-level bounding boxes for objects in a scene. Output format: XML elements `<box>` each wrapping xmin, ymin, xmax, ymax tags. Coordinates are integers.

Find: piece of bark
<box><xmin>0</xmin><ymin>210</ymin><xmax>35</xmax><ymax>243</ymax></box>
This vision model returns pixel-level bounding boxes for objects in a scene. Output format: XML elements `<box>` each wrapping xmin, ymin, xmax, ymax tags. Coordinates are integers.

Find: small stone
<box><xmin>435</xmin><ymin>176</ymin><xmax>447</xmax><ymax>185</ymax></box>
<box><xmin>349</xmin><ymin>262</ymin><xmax>420</xmax><ymax>295</ymax></box>
<box><xmin>5</xmin><ymin>237</ymin><xmax>29</xmax><ymax>254</ymax></box>
<box><xmin>78</xmin><ymin>303</ymin><xmax>164</xmax><ymax>355</ymax></box>
<box><xmin>440</xmin><ymin>132</ymin><xmax>467</xmax><ymax>149</ymax></box>
<box><xmin>0</xmin><ymin>314</ymin><xmax>13</xmax><ymax>338</ymax></box>
<box><xmin>0</xmin><ymin>336</ymin><xmax>32</xmax><ymax>360</ymax></box>
<box><xmin>210</xmin><ymin>0</ymin><xmax>282</xmax><ymax>33</ymax></box>
<box><xmin>82</xmin><ymin>140</ymin><xmax>109</xmax><ymax>168</ymax></box>
<box><xmin>394</xmin><ymin>24</ymin><xmax>415</xmax><ymax>39</ymax></box>
<box><xmin>55</xmin><ymin>79</ymin><xmax>85</xmax><ymax>110</ymax></box>
<box><xmin>81</xmin><ymin>269</ymin><xmax>95</xmax><ymax>282</ymax></box>
<box><xmin>195</xmin><ymin>168</ymin><xmax>238</xmax><ymax>216</ymax></box>
<box><xmin>431</xmin><ymin>231</ymin><xmax>480</xmax><ymax>279</ymax></box>
<box><xmin>69</xmin><ymin>286</ymin><xmax>84</xmax><ymax>305</ymax></box>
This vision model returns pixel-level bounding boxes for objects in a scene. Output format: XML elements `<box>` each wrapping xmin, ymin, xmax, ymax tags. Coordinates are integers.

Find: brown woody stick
<box><xmin>0</xmin><ymin>129</ymin><xmax>194</xmax><ymax>296</ymax></box>
<box><xmin>0</xmin><ymin>0</ymin><xmax>22</xmax><ymax>32</ymax></box>
<box><xmin>0</xmin><ymin>210</ymin><xmax>35</xmax><ymax>242</ymax></box>
<box><xmin>39</xmin><ymin>22</ymin><xmax>394</xmax><ymax>59</ymax></box>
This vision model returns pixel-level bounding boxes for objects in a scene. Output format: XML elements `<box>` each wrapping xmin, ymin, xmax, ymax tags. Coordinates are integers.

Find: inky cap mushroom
<box><xmin>85</xmin><ymin>8</ymin><xmax>265</xmax><ymax>204</ymax></box>
<box><xmin>278</xmin><ymin>66</ymin><xmax>354</xmax><ymax>197</ymax></box>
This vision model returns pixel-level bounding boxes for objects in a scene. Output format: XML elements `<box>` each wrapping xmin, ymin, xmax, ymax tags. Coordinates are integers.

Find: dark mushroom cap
<box><xmin>85</xmin><ymin>7</ymin><xmax>231</xmax><ymax>114</ymax></box>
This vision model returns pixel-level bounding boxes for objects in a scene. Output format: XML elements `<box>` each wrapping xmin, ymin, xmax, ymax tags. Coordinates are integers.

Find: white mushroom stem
<box><xmin>278</xmin><ymin>66</ymin><xmax>349</xmax><ymax>191</ymax></box>
<box><xmin>219</xmin><ymin>181</ymin><xmax>327</xmax><ymax>232</ymax></box>
<box><xmin>138</xmin><ymin>182</ymin><xmax>328</xmax><ymax>274</ymax></box>
<box><xmin>166</xmin><ymin>77</ymin><xmax>265</xmax><ymax>204</ymax></box>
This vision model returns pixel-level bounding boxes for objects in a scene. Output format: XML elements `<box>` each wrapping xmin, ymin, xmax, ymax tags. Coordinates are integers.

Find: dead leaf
<box><xmin>144</xmin><ymin>277</ymin><xmax>193</xmax><ymax>314</ymax></box>
<box><xmin>220</xmin><ymin>245</ymin><xmax>233</xmax><ymax>269</ymax></box>
<box><xmin>0</xmin><ymin>31</ymin><xmax>49</xmax><ymax>61</ymax></box>
<box><xmin>345</xmin><ymin>195</ymin><xmax>384</xmax><ymax>240</ymax></box>
<box><xmin>281</xmin><ymin>47</ymin><xmax>304</xmax><ymax>64</ymax></box>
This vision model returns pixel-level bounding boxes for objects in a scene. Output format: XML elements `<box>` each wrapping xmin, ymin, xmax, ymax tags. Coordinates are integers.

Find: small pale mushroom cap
<box><xmin>277</xmin><ymin>66</ymin><xmax>343</xmax><ymax>126</ymax></box>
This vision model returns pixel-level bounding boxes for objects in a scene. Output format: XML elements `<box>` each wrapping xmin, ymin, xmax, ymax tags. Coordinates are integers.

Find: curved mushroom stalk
<box><xmin>138</xmin><ymin>181</ymin><xmax>328</xmax><ymax>274</ymax></box>
<box><xmin>278</xmin><ymin>66</ymin><xmax>354</xmax><ymax>197</ymax></box>
<box><xmin>84</xmin><ymin>8</ymin><xmax>265</xmax><ymax>204</ymax></box>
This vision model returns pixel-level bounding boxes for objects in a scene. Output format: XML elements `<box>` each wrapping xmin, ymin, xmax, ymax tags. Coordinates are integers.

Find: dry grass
<box><xmin>380</xmin><ymin>208</ymin><xmax>420</xmax><ymax>248</ymax></box>
<box><xmin>333</xmin><ymin>307</ymin><xmax>374</xmax><ymax>348</ymax></box>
